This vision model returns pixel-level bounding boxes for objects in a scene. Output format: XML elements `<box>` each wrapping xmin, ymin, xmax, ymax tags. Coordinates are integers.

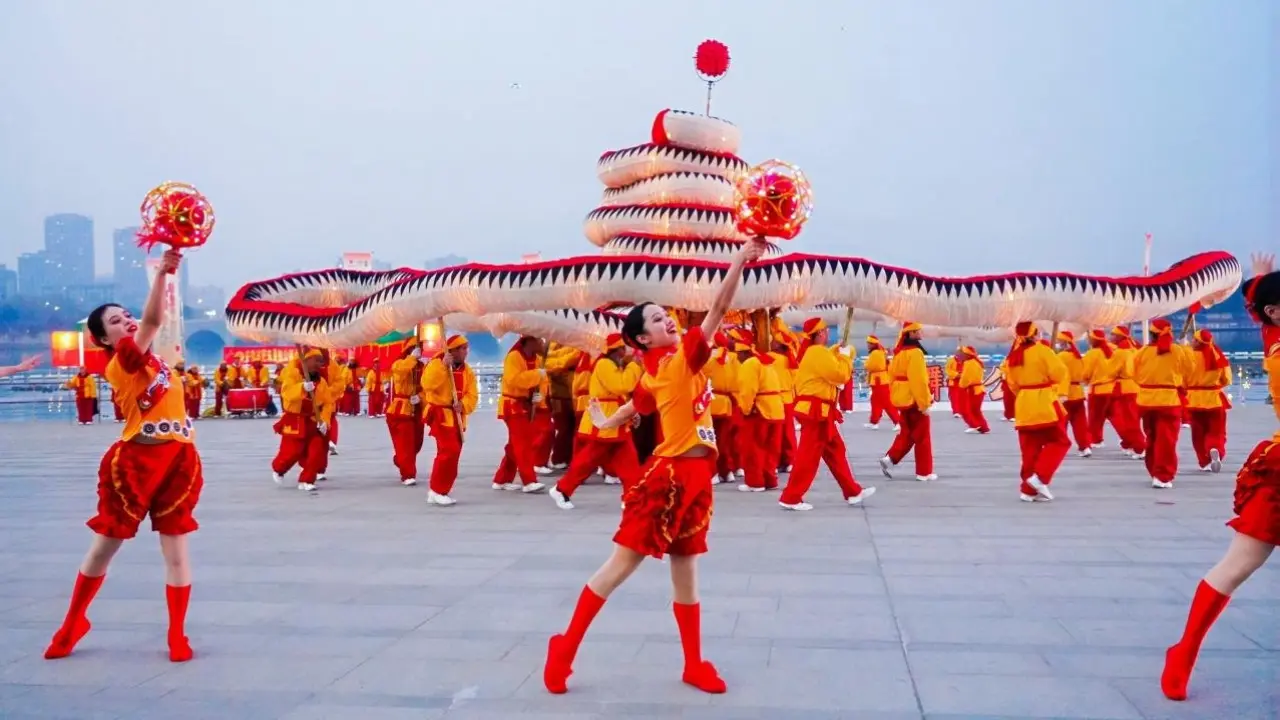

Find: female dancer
<box><xmin>44</xmin><ymin>248</ymin><xmax>202</xmax><ymax>663</ymax></box>
<box><xmin>1160</xmin><ymin>256</ymin><xmax>1278</xmax><ymax>700</ymax></box>
<box><xmin>543</xmin><ymin>236</ymin><xmax>768</xmax><ymax>695</ymax></box>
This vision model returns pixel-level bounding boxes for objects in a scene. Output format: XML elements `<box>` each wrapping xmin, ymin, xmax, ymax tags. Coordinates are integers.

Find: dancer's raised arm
<box><xmin>699</xmin><ymin>237</ymin><xmax>768</xmax><ymax>341</ymax></box>
<box><xmin>134</xmin><ymin>249</ymin><xmax>182</xmax><ymax>355</ymax></box>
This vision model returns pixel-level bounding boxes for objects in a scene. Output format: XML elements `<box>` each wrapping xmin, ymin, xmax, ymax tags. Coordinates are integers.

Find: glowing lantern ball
<box><xmin>734</xmin><ymin>160</ymin><xmax>813</xmax><ymax>240</ymax></box>
<box><xmin>137</xmin><ymin>182</ymin><xmax>215</xmax><ymax>251</ymax></box>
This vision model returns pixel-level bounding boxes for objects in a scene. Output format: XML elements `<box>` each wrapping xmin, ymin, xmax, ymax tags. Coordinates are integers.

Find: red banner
<box><xmin>222</xmin><ymin>346</ymin><xmax>301</xmax><ymax>365</ymax></box>
<box><xmin>49</xmin><ymin>330</ymin><xmax>108</xmax><ymax>374</ymax></box>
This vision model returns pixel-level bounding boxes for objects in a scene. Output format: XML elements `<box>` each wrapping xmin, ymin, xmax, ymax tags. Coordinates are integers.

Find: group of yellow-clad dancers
<box><xmin>20</xmin><ymin>243</ymin><xmax>1280</xmax><ymax>703</ymax></box>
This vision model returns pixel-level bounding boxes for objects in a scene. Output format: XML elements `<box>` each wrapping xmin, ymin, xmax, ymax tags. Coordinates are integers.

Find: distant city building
<box><xmin>187</xmin><ymin>284</ymin><xmax>226</xmax><ymax>316</ymax></box>
<box><xmin>17</xmin><ymin>251</ymin><xmax>53</xmax><ymax>297</ymax></box>
<box><xmin>341</xmin><ymin>252</ymin><xmax>374</xmax><ymax>271</ymax></box>
<box><xmin>112</xmin><ymin>227</ymin><xmax>148</xmax><ymax>306</ymax></box>
<box><xmin>520</xmin><ymin>253</ymin><xmax>541</xmax><ymax>264</ymax></box>
<box><xmin>425</xmin><ymin>254</ymin><xmax>467</xmax><ymax>269</ymax></box>
<box><xmin>64</xmin><ymin>282</ymin><xmax>116</xmax><ymax>307</ymax></box>
<box><xmin>0</xmin><ymin>264</ymin><xmax>16</xmax><ymax>301</ymax></box>
<box><xmin>373</xmin><ymin>258</ymin><xmax>393</xmax><ymax>271</ymax></box>
<box><xmin>44</xmin><ymin>214</ymin><xmax>94</xmax><ymax>290</ymax></box>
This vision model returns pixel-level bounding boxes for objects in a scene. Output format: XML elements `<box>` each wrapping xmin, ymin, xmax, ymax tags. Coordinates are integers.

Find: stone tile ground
<box><xmin>1</xmin><ymin>408</ymin><xmax>1277</xmax><ymax>719</ymax></box>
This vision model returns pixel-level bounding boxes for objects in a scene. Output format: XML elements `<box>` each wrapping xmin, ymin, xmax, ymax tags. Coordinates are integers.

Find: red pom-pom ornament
<box><xmin>694</xmin><ymin>40</ymin><xmax>730</xmax><ymax>80</ymax></box>
<box><xmin>137</xmin><ymin>182</ymin><xmax>215</xmax><ymax>251</ymax></box>
<box><xmin>734</xmin><ymin>160</ymin><xmax>813</xmax><ymax>240</ymax></box>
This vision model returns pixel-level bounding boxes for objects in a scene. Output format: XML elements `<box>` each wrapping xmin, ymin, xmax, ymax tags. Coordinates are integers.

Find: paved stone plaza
<box><xmin>0</xmin><ymin>408</ymin><xmax>1277</xmax><ymax>719</ymax></box>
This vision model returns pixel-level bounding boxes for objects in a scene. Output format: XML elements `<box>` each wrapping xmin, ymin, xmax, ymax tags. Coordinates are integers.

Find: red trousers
<box><xmin>961</xmin><ymin>390</ymin><xmax>989</xmax><ymax>432</ymax></box>
<box><xmin>1000</xmin><ymin>381</ymin><xmax>1016</xmax><ymax>420</ymax></box>
<box><xmin>272</xmin><ymin>425</ymin><xmax>329</xmax><ymax>484</ymax></box>
<box><xmin>869</xmin><ymin>384</ymin><xmax>899</xmax><ymax>426</ymax></box>
<box><xmin>886</xmin><ymin>407</ymin><xmax>933</xmax><ymax>476</ymax></box>
<box><xmin>1062</xmin><ymin>398</ymin><xmax>1090</xmax><ymax>452</ymax></box>
<box><xmin>427</xmin><ymin>421</ymin><xmax>463</xmax><ymax>495</ymax></box>
<box><xmin>89</xmin><ymin>440</ymin><xmax>203</xmax><ymax>539</ymax></box>
<box><xmin>1086</xmin><ymin>394</ymin><xmax>1109</xmax><ymax>446</ymax></box>
<box><xmin>1140</xmin><ymin>407</ymin><xmax>1181</xmax><ymax>482</ymax></box>
<box><xmin>184</xmin><ymin>395</ymin><xmax>200</xmax><ymax>420</ymax></box>
<box><xmin>557</xmin><ymin>437</ymin><xmax>641</xmax><ymax>495</ymax></box>
<box><xmin>780</xmin><ymin>417</ymin><xmax>863</xmax><ymax>503</ymax></box>
<box><xmin>743</xmin><ymin>416</ymin><xmax>782</xmax><ymax>489</ymax></box>
<box><xmin>213</xmin><ymin>389</ymin><xmax>226</xmax><ymax>415</ymax></box>
<box><xmin>387</xmin><ymin>413</ymin><xmax>424</xmax><ymax>481</ymax></box>
<box><xmin>495</xmin><ymin>413</ymin><xmax>543</xmax><ymax>485</ymax></box>
<box><xmin>947</xmin><ymin>383</ymin><xmax>961</xmax><ymax>415</ymax></box>
<box><xmin>532</xmin><ymin>410</ymin><xmax>555</xmax><ymax>467</ymax></box>
<box><xmin>1016</xmin><ymin>421</ymin><xmax>1071</xmax><ymax>491</ymax></box>
<box><xmin>712</xmin><ymin>413</ymin><xmax>740</xmax><ymax>477</ymax></box>
<box><xmin>327</xmin><ymin>414</ymin><xmax>339</xmax><ymax>445</ymax></box>
<box><xmin>1187</xmin><ymin>407</ymin><xmax>1227</xmax><ymax>468</ymax></box>
<box><xmin>112</xmin><ymin>399</ymin><xmax>125</xmax><ymax>421</ymax></box>
<box><xmin>778</xmin><ymin>404</ymin><xmax>797</xmax><ymax>469</ymax></box>
<box><xmin>838</xmin><ymin>382</ymin><xmax>853</xmax><ymax>412</ymax></box>
<box><xmin>550</xmin><ymin>399</ymin><xmax>576</xmax><ymax>466</ymax></box>
<box><xmin>74</xmin><ymin>397</ymin><xmax>95</xmax><ymax>424</ymax></box>
<box><xmin>367</xmin><ymin>390</ymin><xmax>386</xmax><ymax>416</ymax></box>
<box><xmin>1109</xmin><ymin>394</ymin><xmax>1147</xmax><ymax>453</ymax></box>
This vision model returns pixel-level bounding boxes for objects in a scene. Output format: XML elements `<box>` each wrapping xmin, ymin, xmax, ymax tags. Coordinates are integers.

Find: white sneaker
<box><xmin>534</xmin><ymin>466</ymin><xmax>553</xmax><ymax>476</ymax></box>
<box><xmin>522</xmin><ymin>482</ymin><xmax>546</xmax><ymax>493</ymax></box>
<box><xmin>297</xmin><ymin>482</ymin><xmax>317</xmax><ymax>492</ymax></box>
<box><xmin>272</xmin><ymin>472</ymin><xmax>285</xmax><ymax>485</ymax></box>
<box><xmin>710</xmin><ymin>475</ymin><xmax>722</xmax><ymax>486</ymax></box>
<box><xmin>1210</xmin><ymin>449</ymin><xmax>1222</xmax><ymax>473</ymax></box>
<box><xmin>847</xmin><ymin>486</ymin><xmax>877</xmax><ymax>505</ymax></box>
<box><xmin>779</xmin><ymin>465</ymin><xmax>792</xmax><ymax>473</ymax></box>
<box><xmin>604</xmin><ymin>475</ymin><xmax>621</xmax><ymax>485</ymax></box>
<box><xmin>1181</xmin><ymin>423</ymin><xmax>1191</xmax><ymax>429</ymax></box>
<box><xmin>952</xmin><ymin>413</ymin><xmax>961</xmax><ymax>418</ymax></box>
<box><xmin>549</xmin><ymin>488</ymin><xmax>574</xmax><ymax>510</ymax></box>
<box><xmin>737</xmin><ymin>484</ymin><xmax>764</xmax><ymax>493</ymax></box>
<box><xmin>964</xmin><ymin>428</ymin><xmax>981</xmax><ymax>434</ymax></box>
<box><xmin>891</xmin><ymin>425</ymin><xmax>900</xmax><ymax>433</ymax></box>
<box><xmin>401</xmin><ymin>477</ymin><xmax>417</xmax><ymax>487</ymax></box>
<box><xmin>427</xmin><ymin>491</ymin><xmax>456</xmax><ymax>506</ymax></box>
<box><xmin>315</xmin><ymin>474</ymin><xmax>327</xmax><ymax>482</ymax></box>
<box><xmin>1134</xmin><ymin>452</ymin><xmax>1146</xmax><ymax>460</ymax></box>
<box><xmin>1199</xmin><ymin>465</ymin><xmax>1213</xmax><ymax>473</ymax></box>
<box><xmin>878</xmin><ymin>456</ymin><xmax>894</xmax><ymax>478</ymax></box>
<box><xmin>1020</xmin><ymin>493</ymin><xmax>1050</xmax><ymax>503</ymax></box>
<box><xmin>1078</xmin><ymin>448</ymin><xmax>1092</xmax><ymax>458</ymax></box>
<box><xmin>735</xmin><ymin>469</ymin><xmax>745</xmax><ymax>479</ymax></box>
<box><xmin>329</xmin><ymin>442</ymin><xmax>339</xmax><ymax>456</ymax></box>
<box><xmin>1093</xmin><ymin>441</ymin><xmax>1105</xmax><ymax>449</ymax></box>
<box><xmin>550</xmin><ymin>462</ymin><xmax>568</xmax><ymax>470</ymax></box>
<box><xmin>916</xmin><ymin>474</ymin><xmax>937</xmax><ymax>482</ymax></box>
<box><xmin>492</xmin><ymin>482</ymin><xmax>517</xmax><ymax>491</ymax></box>
<box><xmin>596</xmin><ymin>468</ymin><xmax>605</xmax><ymax>477</ymax></box>
<box><xmin>779</xmin><ymin>501</ymin><xmax>813</xmax><ymax>511</ymax></box>
<box><xmin>864</xmin><ymin>423</ymin><xmax>879</xmax><ymax>430</ymax></box>
<box><xmin>1151</xmin><ymin>478</ymin><xmax>1173</xmax><ymax>489</ymax></box>
<box><xmin>1026</xmin><ymin>475</ymin><xmax>1054</xmax><ymax>501</ymax></box>
<box><xmin>1121</xmin><ymin>449</ymin><xmax>1134</xmax><ymax>458</ymax></box>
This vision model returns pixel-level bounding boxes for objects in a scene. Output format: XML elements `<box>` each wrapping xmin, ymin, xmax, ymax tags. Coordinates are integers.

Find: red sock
<box><xmin>1161</xmin><ymin>579</ymin><xmax>1230</xmax><ymax>700</ymax></box>
<box><xmin>44</xmin><ymin>572</ymin><xmax>105</xmax><ymax>660</ymax></box>
<box><xmin>166</xmin><ymin>584</ymin><xmax>194</xmax><ymax>663</ymax></box>
<box><xmin>674</xmin><ymin>602</ymin><xmax>726</xmax><ymax>693</ymax></box>
<box><xmin>544</xmin><ymin>585</ymin><xmax>605</xmax><ymax>694</ymax></box>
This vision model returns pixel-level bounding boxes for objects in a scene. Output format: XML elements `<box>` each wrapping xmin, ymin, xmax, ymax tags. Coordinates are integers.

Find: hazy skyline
<box><xmin>1</xmin><ymin>1</ymin><xmax>1274</xmax><ymax>292</ymax></box>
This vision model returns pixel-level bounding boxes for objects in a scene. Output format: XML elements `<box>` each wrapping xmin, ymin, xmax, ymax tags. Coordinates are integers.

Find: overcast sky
<box><xmin>0</xmin><ymin>0</ymin><xmax>1274</xmax><ymax>291</ymax></box>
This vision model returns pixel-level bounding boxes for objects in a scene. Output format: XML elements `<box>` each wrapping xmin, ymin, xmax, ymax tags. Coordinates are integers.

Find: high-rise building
<box><xmin>0</xmin><ymin>264</ymin><xmax>17</xmax><ymax>301</ymax></box>
<box><xmin>44</xmin><ymin>214</ymin><xmax>94</xmax><ymax>290</ymax></box>
<box><xmin>17</xmin><ymin>251</ymin><xmax>53</xmax><ymax>297</ymax></box>
<box><xmin>113</xmin><ymin>227</ymin><xmax>149</xmax><ymax>306</ymax></box>
<box><xmin>187</xmin><ymin>284</ymin><xmax>226</xmax><ymax>317</ymax></box>
<box><xmin>425</xmin><ymin>254</ymin><xmax>467</xmax><ymax>270</ymax></box>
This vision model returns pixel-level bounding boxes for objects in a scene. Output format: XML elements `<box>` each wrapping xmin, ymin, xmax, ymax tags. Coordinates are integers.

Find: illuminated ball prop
<box><xmin>733</xmin><ymin>160</ymin><xmax>813</xmax><ymax>240</ymax></box>
<box><xmin>137</xmin><ymin>182</ymin><xmax>215</xmax><ymax>250</ymax></box>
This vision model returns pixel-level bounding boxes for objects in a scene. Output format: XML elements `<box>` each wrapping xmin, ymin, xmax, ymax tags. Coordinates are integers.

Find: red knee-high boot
<box><xmin>1161</xmin><ymin>579</ymin><xmax>1231</xmax><ymax>700</ymax></box>
<box><xmin>44</xmin><ymin>572</ymin><xmax>105</xmax><ymax>659</ymax></box>
<box><xmin>544</xmin><ymin>586</ymin><xmax>606</xmax><ymax>693</ymax></box>
<box><xmin>673</xmin><ymin>602</ymin><xmax>726</xmax><ymax>693</ymax></box>
<box><xmin>166</xmin><ymin>584</ymin><xmax>194</xmax><ymax>662</ymax></box>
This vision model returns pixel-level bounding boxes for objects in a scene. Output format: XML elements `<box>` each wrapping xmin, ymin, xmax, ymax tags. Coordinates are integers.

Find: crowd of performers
<box><xmin>25</xmin><ymin>243</ymin><xmax>1280</xmax><ymax>704</ymax></box>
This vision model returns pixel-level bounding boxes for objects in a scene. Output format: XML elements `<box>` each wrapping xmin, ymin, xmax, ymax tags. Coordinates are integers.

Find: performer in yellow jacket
<box><xmin>997</xmin><ymin>358</ymin><xmax>1017</xmax><ymax>423</ymax></box>
<box><xmin>494</xmin><ymin>336</ymin><xmax>550</xmax><ymax>492</ymax></box>
<box><xmin>212</xmin><ymin>362</ymin><xmax>236</xmax><ymax>416</ymax></box>
<box><xmin>551</xmin><ymin>334</ymin><xmax>645</xmax><ymax>509</ymax></box>
<box><xmin>1108</xmin><ymin>325</ymin><xmax>1148</xmax><ymax>458</ymax></box>
<box><xmin>705</xmin><ymin>330</ymin><xmax>742</xmax><ymax>484</ymax></box>
<box><xmin>878</xmin><ymin>322</ymin><xmax>935</xmax><ymax>481</ymax></box>
<box><xmin>365</xmin><ymin>358</ymin><xmax>387</xmax><ymax>417</ymax></box>
<box><xmin>1184</xmin><ymin>329</ymin><xmax>1232</xmax><ymax>473</ymax></box>
<box><xmin>944</xmin><ymin>352</ymin><xmax>962</xmax><ymax>418</ymax></box>
<box><xmin>324</xmin><ymin>355</ymin><xmax>348</xmax><ymax>453</ymax></box>
<box><xmin>778</xmin><ymin>318</ymin><xmax>874</xmax><ymax>510</ymax></box>
<box><xmin>864</xmin><ymin>335</ymin><xmax>900</xmax><ymax>429</ymax></box>
<box><xmin>735</xmin><ymin>329</ymin><xmax>786</xmax><ymax>491</ymax></box>
<box><xmin>270</xmin><ymin>349</ymin><xmax>334</xmax><ymax>492</ymax></box>
<box><xmin>1004</xmin><ymin>322</ymin><xmax>1070</xmax><ymax>501</ymax></box>
<box><xmin>420</xmin><ymin>335</ymin><xmax>479</xmax><ymax>505</ymax></box>
<box><xmin>1134</xmin><ymin>319</ymin><xmax>1193</xmax><ymax>488</ymax></box>
<box><xmin>769</xmin><ymin>320</ymin><xmax>799</xmax><ymax>473</ymax></box>
<box><xmin>1055</xmin><ymin>330</ymin><xmax>1091</xmax><ymax>456</ymax></box>
<box><xmin>183</xmin><ymin>366</ymin><xmax>203</xmax><ymax>420</ymax></box>
<box><xmin>65</xmin><ymin>368</ymin><xmax>98</xmax><ymax>424</ymax></box>
<box><xmin>386</xmin><ymin>339</ymin><xmax>426</xmax><ymax>485</ymax></box>
<box><xmin>1081</xmin><ymin>329</ymin><xmax>1116</xmax><ymax>447</ymax></box>
<box><xmin>544</xmin><ymin>342</ymin><xmax>584</xmax><ymax>470</ymax></box>
<box><xmin>957</xmin><ymin>346</ymin><xmax>989</xmax><ymax>434</ymax></box>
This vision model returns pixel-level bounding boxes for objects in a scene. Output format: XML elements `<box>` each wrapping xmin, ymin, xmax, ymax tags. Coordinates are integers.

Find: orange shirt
<box><xmin>792</xmin><ymin>344</ymin><xmax>853</xmax><ymax>421</ymax></box>
<box><xmin>703</xmin><ymin>348</ymin><xmax>740</xmax><ymax>417</ymax></box>
<box><xmin>497</xmin><ymin>350</ymin><xmax>548</xmax><ymax>418</ymax></box>
<box><xmin>1184</xmin><ymin>347</ymin><xmax>1232</xmax><ymax>410</ymax></box>
<box><xmin>577</xmin><ymin>356</ymin><xmax>644</xmax><ymax>440</ymax></box>
<box><xmin>959</xmin><ymin>357</ymin><xmax>985</xmax><ymax>395</ymax></box>
<box><xmin>944</xmin><ymin>356</ymin><xmax>959</xmax><ymax>385</ymax></box>
<box><xmin>865</xmin><ymin>348</ymin><xmax>890</xmax><ymax>386</ymax></box>
<box><xmin>1005</xmin><ymin>343</ymin><xmax>1068</xmax><ymax>429</ymax></box>
<box><xmin>421</xmin><ymin>358</ymin><xmax>479</xmax><ymax>429</ymax></box>
<box><xmin>105</xmin><ymin>338</ymin><xmax>194</xmax><ymax>443</ymax></box>
<box><xmin>1134</xmin><ymin>344</ymin><xmax>1192</xmax><ymax>408</ymax></box>
<box><xmin>387</xmin><ymin>357</ymin><xmax>423</xmax><ymax>417</ymax></box>
<box><xmin>1056</xmin><ymin>349</ymin><xmax>1086</xmax><ymax>401</ymax></box>
<box><xmin>888</xmin><ymin>346</ymin><xmax>932</xmax><ymax>411</ymax></box>
<box><xmin>631</xmin><ymin>327</ymin><xmax>716</xmax><ymax>458</ymax></box>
